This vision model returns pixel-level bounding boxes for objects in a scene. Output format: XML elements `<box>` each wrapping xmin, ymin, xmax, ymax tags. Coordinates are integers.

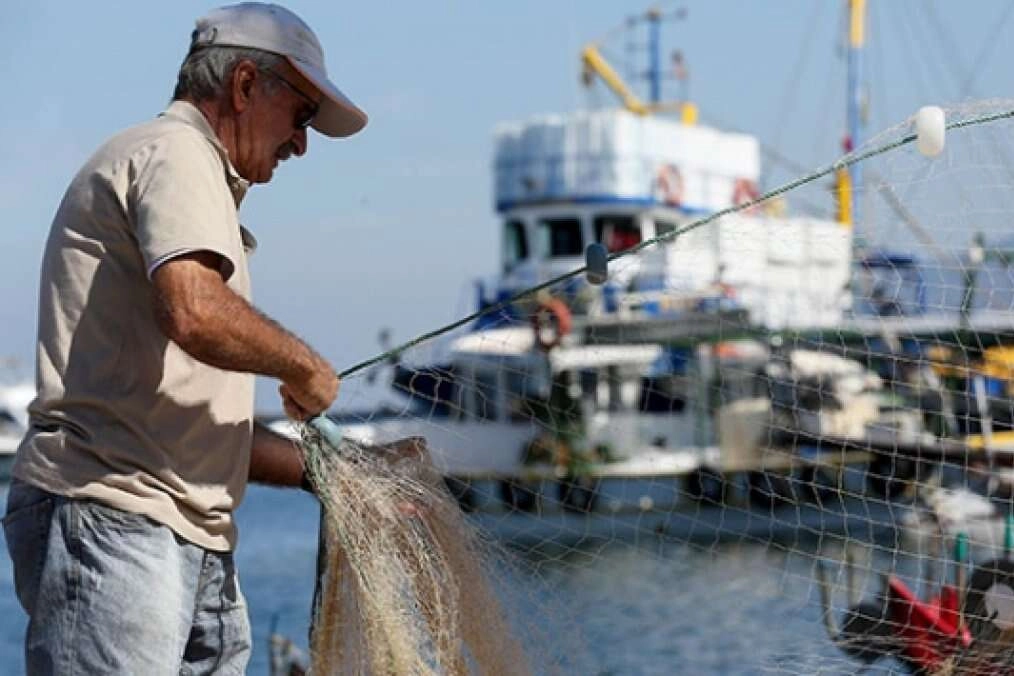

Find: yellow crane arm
<box><xmin>581</xmin><ymin>44</ymin><xmax>649</xmax><ymax>115</ymax></box>
<box><xmin>581</xmin><ymin>43</ymin><xmax>697</xmax><ymax>123</ymax></box>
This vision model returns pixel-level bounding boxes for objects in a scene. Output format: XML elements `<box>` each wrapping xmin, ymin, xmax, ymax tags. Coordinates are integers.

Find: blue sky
<box><xmin>2</xmin><ymin>1</ymin><xmax>1013</xmax><ymax>411</ymax></box>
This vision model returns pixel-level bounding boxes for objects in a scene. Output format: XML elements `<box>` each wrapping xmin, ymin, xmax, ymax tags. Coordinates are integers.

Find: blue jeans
<box><xmin>3</xmin><ymin>479</ymin><xmax>251</xmax><ymax>675</ymax></box>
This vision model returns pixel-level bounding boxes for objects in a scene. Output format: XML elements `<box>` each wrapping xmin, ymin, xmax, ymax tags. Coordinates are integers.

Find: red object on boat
<box><xmin>885</xmin><ymin>574</ymin><xmax>973</xmax><ymax>671</ymax></box>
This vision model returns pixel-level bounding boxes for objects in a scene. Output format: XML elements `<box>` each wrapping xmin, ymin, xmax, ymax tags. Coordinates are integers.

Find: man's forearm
<box><xmin>160</xmin><ymin>275</ymin><xmax>320</xmax><ymax>382</ymax></box>
<box><xmin>152</xmin><ymin>254</ymin><xmax>338</xmax><ymax>416</ymax></box>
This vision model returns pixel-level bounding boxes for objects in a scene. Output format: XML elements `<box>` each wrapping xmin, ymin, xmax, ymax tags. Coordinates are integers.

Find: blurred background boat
<box><xmin>0</xmin><ymin>362</ymin><xmax>32</xmax><ymax>481</ymax></box>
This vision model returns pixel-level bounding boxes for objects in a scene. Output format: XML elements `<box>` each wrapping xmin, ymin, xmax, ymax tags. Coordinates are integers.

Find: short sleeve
<box><xmin>127</xmin><ymin>130</ymin><xmax>240</xmax><ymax>280</ymax></box>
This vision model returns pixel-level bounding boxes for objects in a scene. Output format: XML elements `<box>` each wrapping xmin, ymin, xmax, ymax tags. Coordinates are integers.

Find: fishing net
<box><xmin>285</xmin><ymin>100</ymin><xmax>1014</xmax><ymax>675</ymax></box>
<box><xmin>299</xmin><ymin>428</ymin><xmax>534</xmax><ymax>675</ymax></box>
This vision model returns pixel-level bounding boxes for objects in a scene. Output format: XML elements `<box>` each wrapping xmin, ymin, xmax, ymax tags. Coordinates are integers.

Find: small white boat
<box><xmin>0</xmin><ymin>377</ymin><xmax>33</xmax><ymax>480</ymax></box>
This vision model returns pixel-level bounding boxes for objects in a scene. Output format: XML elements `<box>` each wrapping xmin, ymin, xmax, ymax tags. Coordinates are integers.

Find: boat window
<box><xmin>639</xmin><ymin>376</ymin><xmax>686</xmax><ymax>414</ymax></box>
<box><xmin>473</xmin><ymin>371</ymin><xmax>499</xmax><ymax>422</ymax></box>
<box><xmin>605</xmin><ymin>365</ymin><xmax>624</xmax><ymax>411</ymax></box>
<box><xmin>449</xmin><ymin>378</ymin><xmax>469</xmax><ymax>421</ymax></box>
<box><xmin>505</xmin><ymin>369</ymin><xmax>530</xmax><ymax>422</ymax></box>
<box><xmin>505</xmin><ymin>370</ymin><xmax>527</xmax><ymax>398</ymax></box>
<box><xmin>392</xmin><ymin>365</ymin><xmax>459</xmax><ymax>419</ymax></box>
<box><xmin>716</xmin><ymin>369</ymin><xmax>760</xmax><ymax>406</ymax></box>
<box><xmin>502</xmin><ymin>219</ymin><xmax>528</xmax><ymax>271</ymax></box>
<box><xmin>655</xmin><ymin>219</ymin><xmax>677</xmax><ymax>239</ymax></box>
<box><xmin>579</xmin><ymin>369</ymin><xmax>598</xmax><ymax>401</ymax></box>
<box><xmin>594</xmin><ymin>214</ymin><xmax>641</xmax><ymax>253</ymax></box>
<box><xmin>537</xmin><ymin>217</ymin><xmax>583</xmax><ymax>257</ymax></box>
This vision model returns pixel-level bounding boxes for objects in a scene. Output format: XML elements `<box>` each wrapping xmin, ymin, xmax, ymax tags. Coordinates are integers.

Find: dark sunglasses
<box><xmin>260</xmin><ymin>69</ymin><xmax>319</xmax><ymax>130</ymax></box>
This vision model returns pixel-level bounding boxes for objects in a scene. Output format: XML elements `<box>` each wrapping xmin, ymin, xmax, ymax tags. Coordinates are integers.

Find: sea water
<box><xmin>0</xmin><ymin>482</ymin><xmax>930</xmax><ymax>674</ymax></box>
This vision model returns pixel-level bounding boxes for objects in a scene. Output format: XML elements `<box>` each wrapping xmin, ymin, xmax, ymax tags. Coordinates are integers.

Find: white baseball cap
<box><xmin>190</xmin><ymin>3</ymin><xmax>367</xmax><ymax>138</ymax></box>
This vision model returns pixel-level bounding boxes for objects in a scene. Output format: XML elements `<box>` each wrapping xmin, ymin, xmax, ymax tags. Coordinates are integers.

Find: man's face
<box><xmin>233</xmin><ymin>62</ymin><xmax>320</xmax><ymax>184</ymax></box>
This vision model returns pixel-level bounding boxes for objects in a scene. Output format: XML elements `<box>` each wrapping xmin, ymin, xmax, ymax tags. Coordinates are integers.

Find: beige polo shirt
<box><xmin>14</xmin><ymin>101</ymin><xmax>257</xmax><ymax>552</ymax></box>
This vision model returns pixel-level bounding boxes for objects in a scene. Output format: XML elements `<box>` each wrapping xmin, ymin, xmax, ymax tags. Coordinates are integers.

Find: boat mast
<box><xmin>842</xmin><ymin>0</ymin><xmax>866</xmax><ymax>242</ymax></box>
<box><xmin>648</xmin><ymin>7</ymin><xmax>662</xmax><ymax>104</ymax></box>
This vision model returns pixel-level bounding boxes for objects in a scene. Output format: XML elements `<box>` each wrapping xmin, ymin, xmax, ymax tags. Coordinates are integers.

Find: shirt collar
<box><xmin>161</xmin><ymin>100</ymin><xmax>250</xmax><ymax>206</ymax></box>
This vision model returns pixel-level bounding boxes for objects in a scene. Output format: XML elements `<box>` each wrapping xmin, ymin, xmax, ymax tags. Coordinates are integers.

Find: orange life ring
<box><xmin>531</xmin><ymin>297</ymin><xmax>572</xmax><ymax>351</ymax></box>
<box><xmin>732</xmin><ymin>178</ymin><xmax>760</xmax><ymax>211</ymax></box>
<box><xmin>656</xmin><ymin>164</ymin><xmax>685</xmax><ymax>207</ymax></box>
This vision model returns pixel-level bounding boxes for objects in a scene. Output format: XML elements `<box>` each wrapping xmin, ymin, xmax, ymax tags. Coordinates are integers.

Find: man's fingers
<box><xmin>279</xmin><ymin>384</ymin><xmax>309</xmax><ymax>421</ymax></box>
<box><xmin>283</xmin><ymin>401</ymin><xmax>304</xmax><ymax>420</ymax></box>
<box><xmin>279</xmin><ymin>372</ymin><xmax>338</xmax><ymax>419</ymax></box>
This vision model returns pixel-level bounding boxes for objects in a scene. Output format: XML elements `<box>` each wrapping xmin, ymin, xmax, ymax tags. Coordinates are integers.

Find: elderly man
<box><xmin>3</xmin><ymin>4</ymin><xmax>363</xmax><ymax>673</ymax></box>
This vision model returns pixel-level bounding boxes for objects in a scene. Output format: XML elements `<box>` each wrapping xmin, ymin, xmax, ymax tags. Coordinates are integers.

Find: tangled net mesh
<box><xmin>299</xmin><ymin>428</ymin><xmax>534</xmax><ymax>675</ymax></box>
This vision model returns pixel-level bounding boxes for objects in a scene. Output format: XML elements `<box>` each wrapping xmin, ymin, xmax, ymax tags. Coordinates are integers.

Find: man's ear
<box><xmin>231</xmin><ymin>60</ymin><xmax>258</xmax><ymax>115</ymax></box>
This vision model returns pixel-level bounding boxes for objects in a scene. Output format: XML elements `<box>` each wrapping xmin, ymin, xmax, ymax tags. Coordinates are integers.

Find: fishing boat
<box><xmin>270</xmin><ymin>4</ymin><xmax>1014</xmax><ymax>520</ymax></box>
<box><xmin>821</xmin><ymin>522</ymin><xmax>1014</xmax><ymax>673</ymax></box>
<box><xmin>264</xmin><ymin>5</ymin><xmax>950</xmax><ymax>515</ymax></box>
<box><xmin>819</xmin><ymin>541</ymin><xmax>973</xmax><ymax>673</ymax></box>
<box><xmin>901</xmin><ymin>423</ymin><xmax>1014</xmax><ymax>563</ymax></box>
<box><xmin>0</xmin><ymin>366</ymin><xmax>33</xmax><ymax>481</ymax></box>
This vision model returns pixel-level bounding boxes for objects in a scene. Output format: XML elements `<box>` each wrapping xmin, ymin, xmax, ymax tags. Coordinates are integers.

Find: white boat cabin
<box><xmin>490</xmin><ymin>109</ymin><xmax>853</xmax><ymax>330</ymax></box>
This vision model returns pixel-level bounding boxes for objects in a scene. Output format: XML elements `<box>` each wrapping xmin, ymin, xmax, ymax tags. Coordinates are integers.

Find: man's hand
<box><xmin>280</xmin><ymin>362</ymin><xmax>339</xmax><ymax>420</ymax></box>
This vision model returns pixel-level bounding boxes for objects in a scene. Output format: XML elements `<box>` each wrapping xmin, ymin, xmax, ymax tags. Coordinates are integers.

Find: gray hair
<box><xmin>172</xmin><ymin>44</ymin><xmax>283</xmax><ymax>102</ymax></box>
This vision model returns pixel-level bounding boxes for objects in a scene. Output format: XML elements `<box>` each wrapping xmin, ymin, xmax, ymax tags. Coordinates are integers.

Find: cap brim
<box><xmin>287</xmin><ymin>57</ymin><xmax>368</xmax><ymax>138</ymax></box>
